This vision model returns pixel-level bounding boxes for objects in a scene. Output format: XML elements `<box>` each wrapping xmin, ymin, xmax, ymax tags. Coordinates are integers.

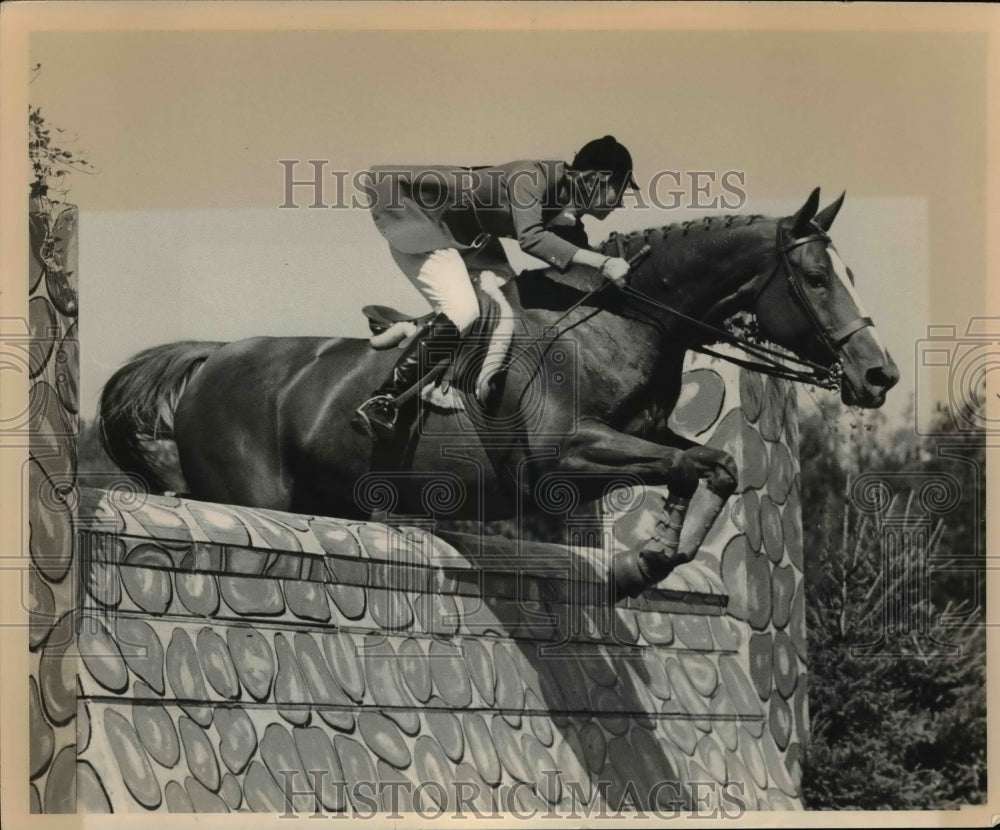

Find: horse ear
<box><xmin>789</xmin><ymin>188</ymin><xmax>821</xmax><ymax>237</ymax></box>
<box><xmin>814</xmin><ymin>191</ymin><xmax>846</xmax><ymax>232</ymax></box>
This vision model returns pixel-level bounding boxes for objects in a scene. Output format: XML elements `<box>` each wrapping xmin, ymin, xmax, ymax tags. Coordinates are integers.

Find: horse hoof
<box><xmin>609</xmin><ymin>550</ymin><xmax>649</xmax><ymax>603</ymax></box>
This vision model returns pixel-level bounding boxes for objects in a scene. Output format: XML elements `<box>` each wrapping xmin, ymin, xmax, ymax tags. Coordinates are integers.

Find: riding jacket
<box><xmin>366</xmin><ymin>160</ymin><xmax>583</xmax><ymax>270</ymax></box>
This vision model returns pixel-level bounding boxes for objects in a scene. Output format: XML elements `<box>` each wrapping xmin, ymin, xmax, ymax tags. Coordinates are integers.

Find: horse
<box><xmin>98</xmin><ymin>189</ymin><xmax>899</xmax><ymax>601</ymax></box>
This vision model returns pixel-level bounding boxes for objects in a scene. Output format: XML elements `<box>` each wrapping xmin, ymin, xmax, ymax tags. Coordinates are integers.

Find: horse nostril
<box><xmin>866</xmin><ymin>364</ymin><xmax>900</xmax><ymax>390</ymax></box>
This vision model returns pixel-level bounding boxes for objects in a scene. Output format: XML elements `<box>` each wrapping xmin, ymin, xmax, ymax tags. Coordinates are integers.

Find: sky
<box><xmin>23</xmin><ymin>21</ymin><xmax>990</xmax><ymax>427</ymax></box>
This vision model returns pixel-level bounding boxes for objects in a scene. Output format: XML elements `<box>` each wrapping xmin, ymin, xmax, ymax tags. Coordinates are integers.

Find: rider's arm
<box><xmin>507</xmin><ymin>164</ymin><xmax>630</xmax><ymax>282</ymax></box>
<box><xmin>507</xmin><ymin>164</ymin><xmax>581</xmax><ymax>270</ymax></box>
<box><xmin>570</xmin><ymin>248</ymin><xmax>631</xmax><ymax>285</ymax></box>
<box><xmin>570</xmin><ymin>248</ymin><xmax>608</xmax><ymax>270</ymax></box>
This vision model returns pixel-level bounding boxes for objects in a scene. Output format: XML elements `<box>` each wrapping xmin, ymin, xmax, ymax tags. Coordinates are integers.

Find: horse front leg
<box><xmin>676</xmin><ymin>445</ymin><xmax>740</xmax><ymax>564</ymax></box>
<box><xmin>558</xmin><ymin>420</ymin><xmax>737</xmax><ymax>603</ymax></box>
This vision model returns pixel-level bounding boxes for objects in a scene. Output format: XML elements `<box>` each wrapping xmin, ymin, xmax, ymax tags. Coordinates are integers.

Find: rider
<box><xmin>352</xmin><ymin>135</ymin><xmax>639</xmax><ymax>440</ymax></box>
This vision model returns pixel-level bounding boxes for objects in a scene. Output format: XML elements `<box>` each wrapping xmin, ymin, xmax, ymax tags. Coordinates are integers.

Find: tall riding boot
<box><xmin>352</xmin><ymin>313</ymin><xmax>462</xmax><ymax>440</ymax></box>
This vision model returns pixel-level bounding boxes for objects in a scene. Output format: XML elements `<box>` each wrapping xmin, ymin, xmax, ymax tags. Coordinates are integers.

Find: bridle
<box><xmin>499</xmin><ymin>218</ymin><xmax>873</xmax><ymax>399</ymax></box>
<box><xmin>775</xmin><ymin>224</ymin><xmax>874</xmax><ymax>357</ymax></box>
<box><xmin>614</xmin><ymin>220</ymin><xmax>874</xmax><ymax>392</ymax></box>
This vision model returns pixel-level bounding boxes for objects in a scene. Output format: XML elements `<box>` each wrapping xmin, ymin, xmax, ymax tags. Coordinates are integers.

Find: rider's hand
<box><xmin>600</xmin><ymin>256</ymin><xmax>630</xmax><ymax>287</ymax></box>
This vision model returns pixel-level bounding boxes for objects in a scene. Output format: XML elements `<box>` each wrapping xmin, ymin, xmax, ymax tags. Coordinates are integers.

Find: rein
<box><xmin>425</xmin><ymin>219</ymin><xmax>865</xmax><ymax>405</ymax></box>
<box><xmin>619</xmin><ymin>280</ymin><xmax>842</xmax><ymax>391</ymax></box>
<box><xmin>508</xmin><ymin>223</ymin><xmax>851</xmax><ymax>392</ymax></box>
<box><xmin>606</xmin><ymin>222</ymin><xmax>867</xmax><ymax>392</ymax></box>
<box><xmin>497</xmin><ymin>245</ymin><xmax>654</xmax><ymax>377</ymax></box>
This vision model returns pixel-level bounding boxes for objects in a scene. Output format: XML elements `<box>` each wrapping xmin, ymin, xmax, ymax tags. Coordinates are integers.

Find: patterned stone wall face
<box><xmin>28</xmin><ymin>204</ymin><xmax>80</xmax><ymax>814</ymax></box>
<box><xmin>722</xmin><ymin>369</ymin><xmax>808</xmax><ymax>796</ymax></box>
<box><xmin>605</xmin><ymin>350</ymin><xmax>806</xmax><ymax>807</ymax></box>
<box><xmin>64</xmin><ymin>350</ymin><xmax>806</xmax><ymax>815</ymax></box>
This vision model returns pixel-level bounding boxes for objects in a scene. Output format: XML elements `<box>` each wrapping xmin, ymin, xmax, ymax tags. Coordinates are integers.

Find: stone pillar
<box><xmin>604</xmin><ymin>347</ymin><xmax>808</xmax><ymax>808</ymax></box>
<box><xmin>28</xmin><ymin>202</ymin><xmax>81</xmax><ymax>812</ymax></box>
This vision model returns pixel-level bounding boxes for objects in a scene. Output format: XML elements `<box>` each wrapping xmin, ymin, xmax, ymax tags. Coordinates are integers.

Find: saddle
<box><xmin>361</xmin><ymin>271</ymin><xmax>517</xmax><ymax>408</ymax></box>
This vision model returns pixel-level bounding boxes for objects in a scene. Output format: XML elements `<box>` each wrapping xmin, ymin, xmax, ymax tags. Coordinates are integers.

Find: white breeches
<box><xmin>390</xmin><ymin>247</ymin><xmax>479</xmax><ymax>335</ymax></box>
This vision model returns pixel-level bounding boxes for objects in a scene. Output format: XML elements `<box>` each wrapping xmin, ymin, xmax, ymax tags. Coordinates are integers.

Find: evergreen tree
<box><xmin>800</xmin><ymin>397</ymin><xmax>986</xmax><ymax>809</ymax></box>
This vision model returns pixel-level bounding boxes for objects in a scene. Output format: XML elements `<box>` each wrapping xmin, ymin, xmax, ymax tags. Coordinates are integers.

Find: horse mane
<box><xmin>511</xmin><ymin>212</ymin><xmax>771</xmax><ymax>312</ymax></box>
<box><xmin>595</xmin><ymin>213</ymin><xmax>769</xmax><ymax>257</ymax></box>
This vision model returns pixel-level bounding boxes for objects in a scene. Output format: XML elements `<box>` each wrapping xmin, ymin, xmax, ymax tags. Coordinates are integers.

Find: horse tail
<box><xmin>97</xmin><ymin>340</ymin><xmax>224</xmax><ymax>493</ymax></box>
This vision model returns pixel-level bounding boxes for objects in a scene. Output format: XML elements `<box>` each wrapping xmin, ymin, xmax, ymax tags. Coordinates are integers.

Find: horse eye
<box><xmin>804</xmin><ymin>269</ymin><xmax>827</xmax><ymax>287</ymax></box>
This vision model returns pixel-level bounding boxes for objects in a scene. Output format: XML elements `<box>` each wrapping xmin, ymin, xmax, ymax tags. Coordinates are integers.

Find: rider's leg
<box><xmin>352</xmin><ymin>248</ymin><xmax>477</xmax><ymax>439</ymax></box>
<box><xmin>352</xmin><ymin>312</ymin><xmax>462</xmax><ymax>439</ymax></box>
<box><xmin>393</xmin><ymin>247</ymin><xmax>480</xmax><ymax>336</ymax></box>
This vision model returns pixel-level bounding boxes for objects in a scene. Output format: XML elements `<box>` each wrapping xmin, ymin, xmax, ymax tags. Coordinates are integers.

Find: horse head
<box><xmin>753</xmin><ymin>188</ymin><xmax>900</xmax><ymax>408</ymax></box>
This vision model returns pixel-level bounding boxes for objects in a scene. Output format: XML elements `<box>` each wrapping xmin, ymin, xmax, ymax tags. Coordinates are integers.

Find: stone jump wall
<box><xmin>25</xmin><ymin>205</ymin><xmax>808</xmax><ymax>814</ymax></box>
<box><xmin>33</xmin><ymin>373</ymin><xmax>807</xmax><ymax>815</ymax></box>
